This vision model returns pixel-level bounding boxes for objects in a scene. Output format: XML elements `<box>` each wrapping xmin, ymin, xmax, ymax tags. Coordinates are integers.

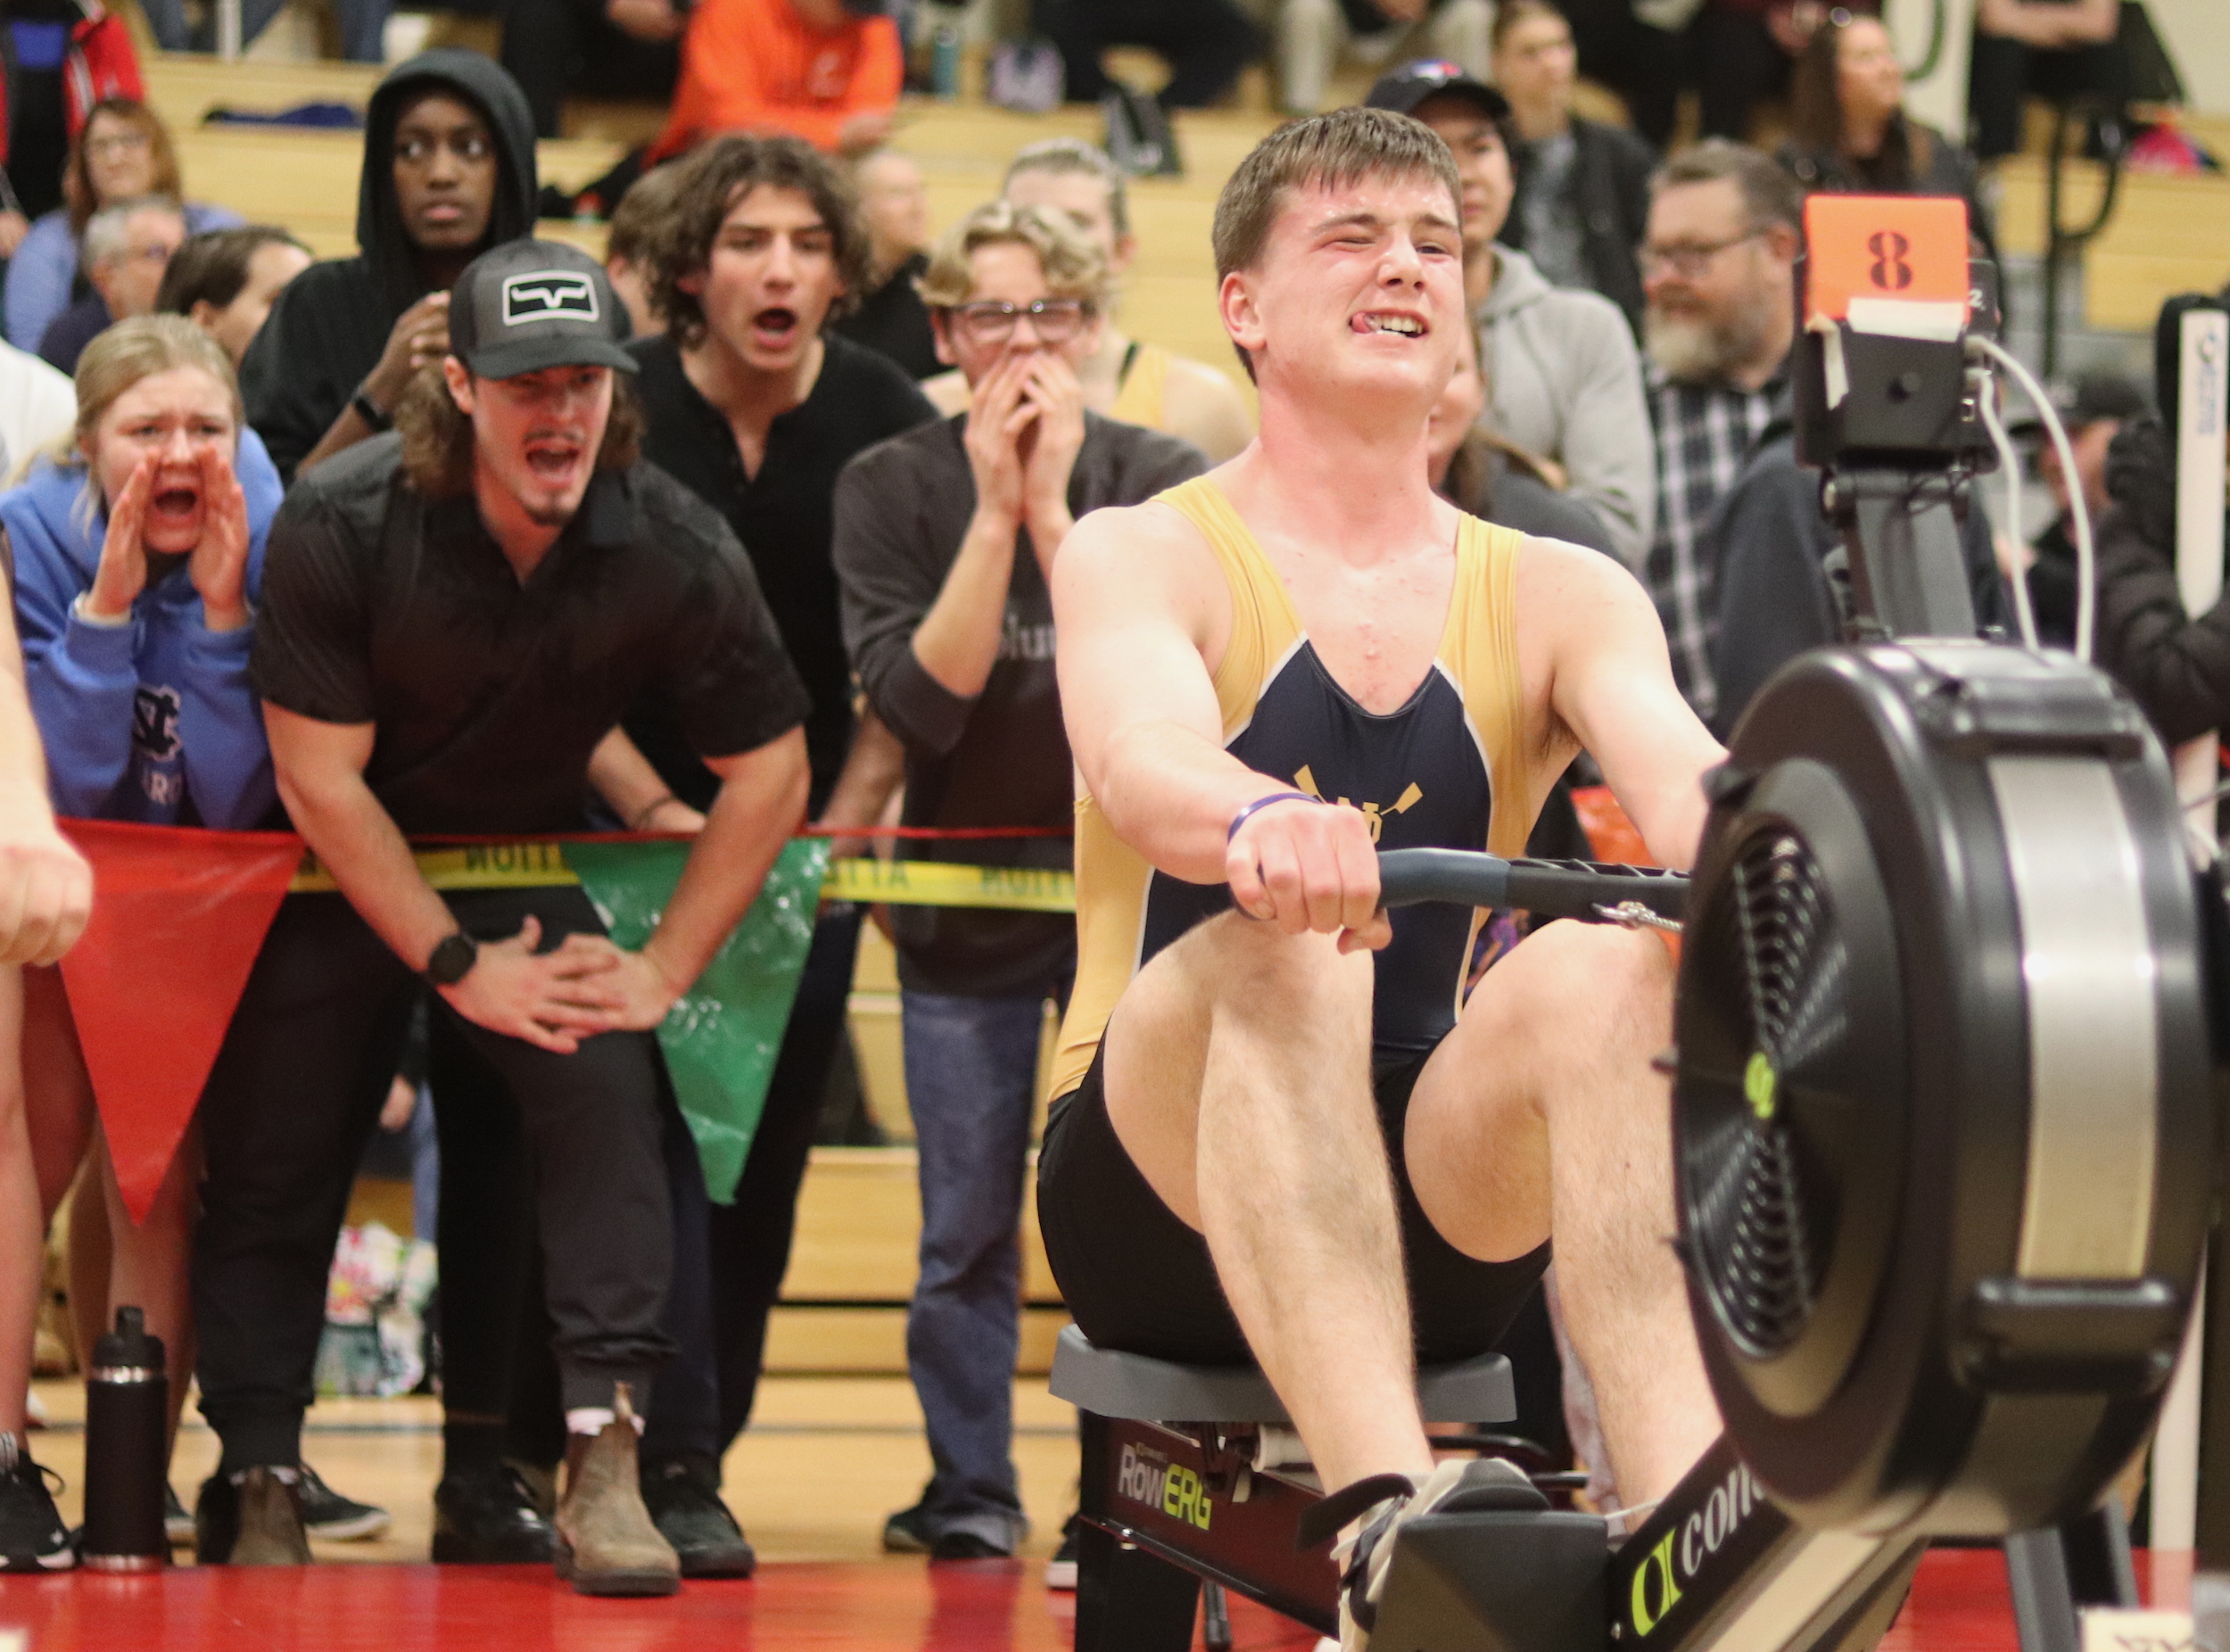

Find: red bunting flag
<box><xmin>57</xmin><ymin>820</ymin><xmax>301</xmax><ymax>1223</ymax></box>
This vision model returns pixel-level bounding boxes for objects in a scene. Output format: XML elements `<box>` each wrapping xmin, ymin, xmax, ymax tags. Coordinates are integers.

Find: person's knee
<box><xmin>1279</xmin><ymin>0</ymin><xmax>1337</xmax><ymax>46</ymax></box>
<box><xmin>1508</xmin><ymin>921</ymin><xmax>1673</xmax><ymax>1038</ymax></box>
<box><xmin>1182</xmin><ymin>910</ymin><xmax>1372</xmax><ymax>1029</ymax></box>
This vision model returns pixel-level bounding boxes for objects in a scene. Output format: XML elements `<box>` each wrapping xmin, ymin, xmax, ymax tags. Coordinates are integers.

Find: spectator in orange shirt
<box><xmin>648</xmin><ymin>0</ymin><xmax>902</xmax><ymax>161</ymax></box>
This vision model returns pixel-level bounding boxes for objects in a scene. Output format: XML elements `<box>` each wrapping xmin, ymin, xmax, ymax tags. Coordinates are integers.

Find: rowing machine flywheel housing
<box><xmin>1672</xmin><ymin>641</ymin><xmax>2213</xmax><ymax>1536</ymax></box>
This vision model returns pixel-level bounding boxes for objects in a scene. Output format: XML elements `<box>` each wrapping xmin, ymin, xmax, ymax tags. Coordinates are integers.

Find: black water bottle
<box><xmin>80</xmin><ymin>1307</ymin><xmax>168</xmax><ymax>1571</ymax></box>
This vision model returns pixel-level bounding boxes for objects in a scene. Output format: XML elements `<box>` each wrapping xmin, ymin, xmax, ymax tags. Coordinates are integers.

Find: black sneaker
<box><xmin>432</xmin><ymin>1462</ymin><xmax>555</xmax><ymax>1565</ymax></box>
<box><xmin>0</xmin><ymin>1445</ymin><xmax>74</xmax><ymax>1574</ymax></box>
<box><xmin>1045</xmin><ymin>1514</ymin><xmax>1080</xmax><ymax>1590</ymax></box>
<box><xmin>881</xmin><ymin>1500</ymin><xmax>935</xmax><ymax>1555</ymax></box>
<box><xmin>881</xmin><ymin>1499</ymin><xmax>1020</xmax><ymax>1560</ymax></box>
<box><xmin>640</xmin><ymin>1455</ymin><xmax>755</xmax><ymax>1579</ymax></box>
<box><xmin>297</xmin><ymin>1462</ymin><xmax>390</xmax><ymax>1541</ymax></box>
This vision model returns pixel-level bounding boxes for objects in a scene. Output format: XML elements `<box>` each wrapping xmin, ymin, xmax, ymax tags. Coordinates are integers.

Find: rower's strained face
<box><xmin>1226</xmin><ymin>173</ymin><xmax>1465</xmax><ymax>407</ymax></box>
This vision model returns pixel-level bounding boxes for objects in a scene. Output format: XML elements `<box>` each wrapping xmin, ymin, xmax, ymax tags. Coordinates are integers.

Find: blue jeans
<box><xmin>899</xmin><ymin>986</ymin><xmax>1063</xmax><ymax>1546</ymax></box>
<box><xmin>143</xmin><ymin>0</ymin><xmax>389</xmax><ymax>60</ymax></box>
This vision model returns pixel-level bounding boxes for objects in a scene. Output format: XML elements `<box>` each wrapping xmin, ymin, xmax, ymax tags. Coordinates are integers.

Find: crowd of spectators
<box><xmin>0</xmin><ymin>0</ymin><xmax>2209</xmax><ymax>1610</ymax></box>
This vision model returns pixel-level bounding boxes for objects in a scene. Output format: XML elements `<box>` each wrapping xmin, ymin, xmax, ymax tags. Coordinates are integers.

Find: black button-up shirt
<box><xmin>252</xmin><ymin>433</ymin><xmax>810</xmax><ymax>836</ymax></box>
<box><xmin>624</xmin><ymin>331</ymin><xmax>937</xmax><ymax>814</ymax></box>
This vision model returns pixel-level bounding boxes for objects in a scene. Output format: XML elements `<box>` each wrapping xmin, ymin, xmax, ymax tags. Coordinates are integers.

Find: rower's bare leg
<box><xmin>1406</xmin><ymin>921</ymin><xmax>1719</xmax><ymax>1507</ymax></box>
<box><xmin>1101</xmin><ymin>911</ymin><xmax>1434</xmax><ymax>1492</ymax></box>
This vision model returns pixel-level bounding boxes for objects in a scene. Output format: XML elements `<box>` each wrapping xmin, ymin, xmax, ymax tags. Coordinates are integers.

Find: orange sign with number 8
<box><xmin>1803</xmin><ymin>194</ymin><xmax>1970</xmax><ymax>328</ymax></box>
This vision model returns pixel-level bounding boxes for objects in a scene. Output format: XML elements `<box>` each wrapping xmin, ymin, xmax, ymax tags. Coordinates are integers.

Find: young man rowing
<box><xmin>1037</xmin><ymin>108</ymin><xmax>1727</xmax><ymax>1648</ymax></box>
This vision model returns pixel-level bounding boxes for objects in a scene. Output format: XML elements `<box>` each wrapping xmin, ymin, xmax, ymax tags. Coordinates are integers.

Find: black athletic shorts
<box><xmin>1037</xmin><ymin>1032</ymin><xmax>1552</xmax><ymax>1369</ymax></box>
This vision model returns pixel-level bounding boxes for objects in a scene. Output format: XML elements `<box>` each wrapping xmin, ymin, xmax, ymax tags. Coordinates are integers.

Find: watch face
<box><xmin>428</xmin><ymin>933</ymin><xmax>477</xmax><ymax>985</ymax></box>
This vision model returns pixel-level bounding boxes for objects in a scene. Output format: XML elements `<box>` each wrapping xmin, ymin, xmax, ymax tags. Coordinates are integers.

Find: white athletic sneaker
<box><xmin>1330</xmin><ymin>1458</ymin><xmax>1542</xmax><ymax>1651</ymax></box>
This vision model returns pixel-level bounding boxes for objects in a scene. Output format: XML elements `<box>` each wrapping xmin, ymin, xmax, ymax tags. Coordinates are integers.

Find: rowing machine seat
<box><xmin>1050</xmin><ymin>1325</ymin><xmax>1517</xmax><ymax>1425</ymax></box>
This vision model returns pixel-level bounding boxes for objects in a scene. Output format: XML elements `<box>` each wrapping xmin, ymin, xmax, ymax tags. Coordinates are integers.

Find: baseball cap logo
<box><xmin>501</xmin><ymin>270</ymin><xmax>599</xmax><ymax>327</ymax></box>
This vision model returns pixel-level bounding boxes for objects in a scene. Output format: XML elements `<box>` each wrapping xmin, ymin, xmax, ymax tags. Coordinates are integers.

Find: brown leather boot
<box><xmin>553</xmin><ymin>1384</ymin><xmax>679</xmax><ymax>1597</ymax></box>
<box><xmin>228</xmin><ymin>1468</ymin><xmax>313</xmax><ymax>1565</ymax></box>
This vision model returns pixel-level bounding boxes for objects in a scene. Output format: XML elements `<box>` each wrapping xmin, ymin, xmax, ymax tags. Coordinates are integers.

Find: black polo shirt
<box><xmin>251</xmin><ymin>433</ymin><xmax>810</xmax><ymax>836</ymax></box>
<box><xmin>624</xmin><ymin>330</ymin><xmax>938</xmax><ymax>814</ymax></box>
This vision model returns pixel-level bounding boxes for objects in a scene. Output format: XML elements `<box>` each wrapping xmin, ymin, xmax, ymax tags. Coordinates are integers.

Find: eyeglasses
<box><xmin>85</xmin><ymin>131</ymin><xmax>151</xmax><ymax>160</ymax></box>
<box><xmin>394</xmin><ymin>131</ymin><xmax>495</xmax><ymax>167</ymax></box>
<box><xmin>1637</xmin><ymin>229</ymin><xmax>1764</xmax><ymax>279</ymax></box>
<box><xmin>946</xmin><ymin>298</ymin><xmax>1093</xmax><ymax>344</ymax></box>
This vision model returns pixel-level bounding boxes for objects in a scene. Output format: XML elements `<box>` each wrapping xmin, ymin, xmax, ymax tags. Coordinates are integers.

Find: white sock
<box><xmin>566</xmin><ymin>1407</ymin><xmax>643</xmax><ymax>1436</ymax></box>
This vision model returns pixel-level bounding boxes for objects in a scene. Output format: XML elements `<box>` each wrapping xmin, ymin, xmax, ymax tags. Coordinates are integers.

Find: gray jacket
<box><xmin>1476</xmin><ymin>245</ymin><xmax>1656</xmax><ymax>571</ymax></box>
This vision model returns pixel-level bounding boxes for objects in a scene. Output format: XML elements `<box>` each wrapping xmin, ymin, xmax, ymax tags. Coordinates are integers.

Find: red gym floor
<box><xmin>0</xmin><ymin>1545</ymin><xmax>2159</xmax><ymax>1651</ymax></box>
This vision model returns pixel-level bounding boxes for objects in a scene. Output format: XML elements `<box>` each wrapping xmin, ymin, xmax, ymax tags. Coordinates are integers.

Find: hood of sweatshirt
<box><xmin>358</xmin><ymin>49</ymin><xmax>540</xmax><ymax>320</ymax></box>
<box><xmin>2105</xmin><ymin>414</ymin><xmax>2175</xmax><ymax>553</ymax></box>
<box><xmin>1476</xmin><ymin>244</ymin><xmax>1552</xmax><ymax>326</ymax></box>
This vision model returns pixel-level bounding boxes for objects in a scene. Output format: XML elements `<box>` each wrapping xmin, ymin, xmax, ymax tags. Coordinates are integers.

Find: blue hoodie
<box><xmin>6</xmin><ymin>430</ymin><xmax>285</xmax><ymax>828</ymax></box>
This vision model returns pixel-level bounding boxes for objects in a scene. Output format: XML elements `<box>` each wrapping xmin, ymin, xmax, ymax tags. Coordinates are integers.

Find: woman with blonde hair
<box><xmin>0</xmin><ymin>315</ymin><xmax>279</xmax><ymax>1570</ymax></box>
<box><xmin>5</xmin><ymin>99</ymin><xmax>242</xmax><ymax>357</ymax></box>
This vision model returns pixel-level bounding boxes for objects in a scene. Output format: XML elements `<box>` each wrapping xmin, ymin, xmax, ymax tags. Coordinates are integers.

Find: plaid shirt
<box><xmin>1642</xmin><ymin>362</ymin><xmax>1786</xmax><ymax>723</ymax></box>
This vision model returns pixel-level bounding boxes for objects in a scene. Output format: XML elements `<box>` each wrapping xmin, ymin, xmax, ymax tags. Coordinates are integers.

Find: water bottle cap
<box><xmin>92</xmin><ymin>1305</ymin><xmax>163</xmax><ymax>1370</ymax></box>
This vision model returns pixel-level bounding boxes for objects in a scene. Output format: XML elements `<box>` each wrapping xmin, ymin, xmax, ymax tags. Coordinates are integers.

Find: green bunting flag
<box><xmin>563</xmin><ymin>837</ymin><xmax>831</xmax><ymax>1205</ymax></box>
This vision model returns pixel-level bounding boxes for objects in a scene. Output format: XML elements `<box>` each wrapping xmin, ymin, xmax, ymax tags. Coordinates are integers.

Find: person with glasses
<box><xmin>1635</xmin><ymin>139</ymin><xmax>1803</xmax><ymax>726</ymax></box>
<box><xmin>238</xmin><ymin>51</ymin><xmax>541</xmax><ymax>483</ymax></box>
<box><xmin>613</xmin><ymin>133</ymin><xmax>937</xmax><ymax>1576</ymax></box>
<box><xmin>832</xmin><ymin>200</ymin><xmax>1203</xmax><ymax>1560</ymax></box>
<box><xmin>37</xmin><ymin>195</ymin><xmax>186</xmax><ymax>374</ymax></box>
<box><xmin>5</xmin><ymin>98</ymin><xmax>242</xmax><ymax>359</ymax></box>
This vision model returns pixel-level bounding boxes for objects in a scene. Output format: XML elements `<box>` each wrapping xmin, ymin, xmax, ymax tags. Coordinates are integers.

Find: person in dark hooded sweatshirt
<box><xmin>239</xmin><ymin>49</ymin><xmax>540</xmax><ymax>483</ymax></box>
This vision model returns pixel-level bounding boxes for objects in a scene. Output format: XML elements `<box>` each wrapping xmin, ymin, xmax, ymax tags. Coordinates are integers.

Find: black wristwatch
<box><xmin>423</xmin><ymin>931</ymin><xmax>478</xmax><ymax>987</ymax></box>
<box><xmin>351</xmin><ymin>384</ymin><xmax>392</xmax><ymax>433</ymax></box>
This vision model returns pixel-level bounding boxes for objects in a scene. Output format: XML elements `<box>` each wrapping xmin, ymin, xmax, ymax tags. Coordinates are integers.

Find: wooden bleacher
<box><xmin>1988</xmin><ymin>106</ymin><xmax>2230</xmax><ymax>335</ymax></box>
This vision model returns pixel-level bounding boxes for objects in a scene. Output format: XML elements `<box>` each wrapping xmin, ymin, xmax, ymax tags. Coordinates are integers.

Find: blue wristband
<box><xmin>1226</xmin><ymin>790</ymin><xmax>1321</xmax><ymax>844</ymax></box>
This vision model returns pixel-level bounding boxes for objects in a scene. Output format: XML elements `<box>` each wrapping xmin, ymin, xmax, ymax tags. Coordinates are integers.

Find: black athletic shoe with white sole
<box><xmin>1045</xmin><ymin>1514</ymin><xmax>1080</xmax><ymax>1590</ymax></box>
<box><xmin>297</xmin><ymin>1462</ymin><xmax>391</xmax><ymax>1541</ymax></box>
<box><xmin>0</xmin><ymin>1445</ymin><xmax>74</xmax><ymax>1573</ymax></box>
<box><xmin>165</xmin><ymin>1483</ymin><xmax>194</xmax><ymax>1547</ymax></box>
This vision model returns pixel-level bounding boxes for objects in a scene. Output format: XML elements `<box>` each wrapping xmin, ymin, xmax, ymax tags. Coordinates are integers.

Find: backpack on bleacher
<box><xmin>1102</xmin><ymin>82</ymin><xmax>1182</xmax><ymax>178</ymax></box>
<box><xmin>988</xmin><ymin>39</ymin><xmax>1065</xmax><ymax>114</ymax></box>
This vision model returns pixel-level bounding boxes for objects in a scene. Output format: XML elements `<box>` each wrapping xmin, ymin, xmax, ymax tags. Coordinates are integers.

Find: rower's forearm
<box><xmin>643</xmin><ymin>739</ymin><xmax>809</xmax><ymax>989</ymax></box>
<box><xmin>1096</xmin><ymin>719</ymin><xmax>1298</xmax><ymax>884</ymax></box>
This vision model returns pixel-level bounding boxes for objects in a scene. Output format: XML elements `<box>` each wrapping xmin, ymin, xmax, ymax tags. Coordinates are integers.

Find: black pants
<box><xmin>1967</xmin><ymin>29</ymin><xmax>2128</xmax><ymax>161</ymax></box>
<box><xmin>640</xmin><ymin>904</ymin><xmax>864</xmax><ymax>1466</ymax></box>
<box><xmin>425</xmin><ymin>1012</ymin><xmax>713</xmax><ymax>1472</ymax></box>
<box><xmin>1686</xmin><ymin>3</ymin><xmax>1789</xmax><ymax>143</ymax></box>
<box><xmin>193</xmin><ymin>889</ymin><xmax>677</xmax><ymax>1474</ymax></box>
<box><xmin>1556</xmin><ymin>0</ymin><xmax>1680</xmax><ymax>150</ymax></box>
<box><xmin>501</xmin><ymin>0</ymin><xmax>679</xmax><ymax>137</ymax></box>
<box><xmin>1036</xmin><ymin>0</ymin><xmax>1262</xmax><ymax>108</ymax></box>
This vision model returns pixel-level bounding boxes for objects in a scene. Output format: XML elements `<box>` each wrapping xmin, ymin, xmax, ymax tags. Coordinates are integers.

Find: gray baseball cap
<box><xmin>449</xmin><ymin>238</ymin><xmax>637</xmax><ymax>380</ymax></box>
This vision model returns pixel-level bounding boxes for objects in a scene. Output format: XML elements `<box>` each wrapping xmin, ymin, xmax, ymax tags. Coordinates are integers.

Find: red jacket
<box><xmin>0</xmin><ymin>0</ymin><xmax>145</xmax><ymax>169</ymax></box>
<box><xmin>648</xmin><ymin>0</ymin><xmax>900</xmax><ymax>161</ymax></box>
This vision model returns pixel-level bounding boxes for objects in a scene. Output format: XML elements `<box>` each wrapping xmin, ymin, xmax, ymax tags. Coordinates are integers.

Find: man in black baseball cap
<box><xmin>1363</xmin><ymin>56</ymin><xmax>1508</xmax><ymax>122</ymax></box>
<box><xmin>1364</xmin><ymin>57</ymin><xmax>1655</xmax><ymax>567</ymax></box>
<box><xmin>193</xmin><ymin>236</ymin><xmax>814</xmax><ymax>1595</ymax></box>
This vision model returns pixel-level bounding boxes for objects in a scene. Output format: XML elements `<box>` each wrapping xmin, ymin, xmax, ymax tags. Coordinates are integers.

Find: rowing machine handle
<box><xmin>1375</xmin><ymin>848</ymin><xmax>1689</xmax><ymax>924</ymax></box>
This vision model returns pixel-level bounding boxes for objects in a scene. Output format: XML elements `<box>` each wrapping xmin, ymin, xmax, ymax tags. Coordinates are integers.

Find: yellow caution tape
<box><xmin>820</xmin><ymin>855</ymin><xmax>1076</xmax><ymax>913</ymax></box>
<box><xmin>291</xmin><ymin>845</ymin><xmax>1077</xmax><ymax>913</ymax></box>
<box><xmin>291</xmin><ymin>843</ymin><xmax>579</xmax><ymax>894</ymax></box>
